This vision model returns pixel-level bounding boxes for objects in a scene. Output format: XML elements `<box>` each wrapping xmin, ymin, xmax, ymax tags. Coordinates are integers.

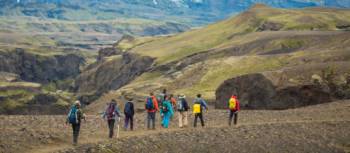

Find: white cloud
<box><xmin>192</xmin><ymin>0</ymin><xmax>203</xmax><ymax>3</ymax></box>
<box><xmin>153</xmin><ymin>0</ymin><xmax>158</xmax><ymax>5</ymax></box>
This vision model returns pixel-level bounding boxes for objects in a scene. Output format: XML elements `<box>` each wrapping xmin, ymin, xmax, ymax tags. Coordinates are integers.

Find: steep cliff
<box><xmin>0</xmin><ymin>48</ymin><xmax>85</xmax><ymax>83</ymax></box>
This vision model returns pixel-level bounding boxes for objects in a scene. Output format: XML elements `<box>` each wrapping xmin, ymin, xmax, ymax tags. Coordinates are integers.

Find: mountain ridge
<box><xmin>1</xmin><ymin>0</ymin><xmax>350</xmax><ymax>26</ymax></box>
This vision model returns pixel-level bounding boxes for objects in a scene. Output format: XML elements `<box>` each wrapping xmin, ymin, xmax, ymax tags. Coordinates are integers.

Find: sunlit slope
<box><xmin>127</xmin><ymin>5</ymin><xmax>350</xmax><ymax>64</ymax></box>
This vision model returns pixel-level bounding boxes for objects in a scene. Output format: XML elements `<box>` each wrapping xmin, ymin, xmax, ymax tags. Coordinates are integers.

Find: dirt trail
<box><xmin>1</xmin><ymin>100</ymin><xmax>349</xmax><ymax>153</ymax></box>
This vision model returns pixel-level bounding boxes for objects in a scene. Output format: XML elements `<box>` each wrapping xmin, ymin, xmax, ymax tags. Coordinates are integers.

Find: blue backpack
<box><xmin>124</xmin><ymin>102</ymin><xmax>133</xmax><ymax>115</ymax></box>
<box><xmin>146</xmin><ymin>97</ymin><xmax>154</xmax><ymax>110</ymax></box>
<box><xmin>68</xmin><ymin>106</ymin><xmax>78</xmax><ymax>124</ymax></box>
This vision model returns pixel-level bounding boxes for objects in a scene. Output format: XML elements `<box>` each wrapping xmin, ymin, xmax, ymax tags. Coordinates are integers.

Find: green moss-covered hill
<box><xmin>85</xmin><ymin>5</ymin><xmax>350</xmax><ymax>113</ymax></box>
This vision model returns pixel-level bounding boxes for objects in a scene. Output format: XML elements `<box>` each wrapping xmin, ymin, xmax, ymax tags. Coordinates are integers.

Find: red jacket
<box><xmin>146</xmin><ymin>96</ymin><xmax>159</xmax><ymax>113</ymax></box>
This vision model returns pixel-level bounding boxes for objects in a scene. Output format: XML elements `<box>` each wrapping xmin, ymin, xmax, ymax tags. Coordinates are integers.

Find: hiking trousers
<box><xmin>71</xmin><ymin>123</ymin><xmax>80</xmax><ymax>145</ymax></box>
<box><xmin>147</xmin><ymin>112</ymin><xmax>156</xmax><ymax>129</ymax></box>
<box><xmin>162</xmin><ymin>112</ymin><xmax>172</xmax><ymax>128</ymax></box>
<box><xmin>108</xmin><ymin>119</ymin><xmax>115</xmax><ymax>138</ymax></box>
<box><xmin>178</xmin><ymin>111</ymin><xmax>188</xmax><ymax>128</ymax></box>
<box><xmin>194</xmin><ymin>113</ymin><xmax>205</xmax><ymax>127</ymax></box>
<box><xmin>229</xmin><ymin>110</ymin><xmax>238</xmax><ymax>126</ymax></box>
<box><xmin>124</xmin><ymin>114</ymin><xmax>134</xmax><ymax>130</ymax></box>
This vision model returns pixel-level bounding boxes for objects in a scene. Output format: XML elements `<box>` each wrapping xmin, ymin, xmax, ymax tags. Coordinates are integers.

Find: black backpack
<box><xmin>182</xmin><ymin>99</ymin><xmax>189</xmax><ymax>111</ymax></box>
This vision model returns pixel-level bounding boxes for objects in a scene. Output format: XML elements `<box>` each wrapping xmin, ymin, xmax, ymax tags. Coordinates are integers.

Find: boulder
<box><xmin>215</xmin><ymin>73</ymin><xmax>332</xmax><ymax>110</ymax></box>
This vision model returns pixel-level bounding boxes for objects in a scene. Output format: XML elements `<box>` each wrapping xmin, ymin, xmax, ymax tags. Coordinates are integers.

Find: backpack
<box><xmin>162</xmin><ymin>102</ymin><xmax>169</xmax><ymax>113</ymax></box>
<box><xmin>229</xmin><ymin>97</ymin><xmax>237</xmax><ymax>110</ymax></box>
<box><xmin>68</xmin><ymin>106</ymin><xmax>78</xmax><ymax>124</ymax></box>
<box><xmin>107</xmin><ymin>104</ymin><xmax>116</xmax><ymax>120</ymax></box>
<box><xmin>193</xmin><ymin>103</ymin><xmax>201</xmax><ymax>114</ymax></box>
<box><xmin>146</xmin><ymin>97</ymin><xmax>154</xmax><ymax>110</ymax></box>
<box><xmin>124</xmin><ymin>102</ymin><xmax>133</xmax><ymax>115</ymax></box>
<box><xmin>177</xmin><ymin>99</ymin><xmax>184</xmax><ymax>111</ymax></box>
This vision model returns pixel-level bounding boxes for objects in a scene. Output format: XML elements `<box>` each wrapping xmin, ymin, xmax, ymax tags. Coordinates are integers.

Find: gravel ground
<box><xmin>0</xmin><ymin>100</ymin><xmax>349</xmax><ymax>153</ymax></box>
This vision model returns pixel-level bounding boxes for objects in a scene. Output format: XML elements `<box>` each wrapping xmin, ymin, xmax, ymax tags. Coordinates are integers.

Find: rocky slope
<box><xmin>84</xmin><ymin>5</ymin><xmax>350</xmax><ymax>112</ymax></box>
<box><xmin>0</xmin><ymin>48</ymin><xmax>84</xmax><ymax>83</ymax></box>
<box><xmin>74</xmin><ymin>48</ymin><xmax>154</xmax><ymax>104</ymax></box>
<box><xmin>0</xmin><ymin>47</ymin><xmax>84</xmax><ymax>114</ymax></box>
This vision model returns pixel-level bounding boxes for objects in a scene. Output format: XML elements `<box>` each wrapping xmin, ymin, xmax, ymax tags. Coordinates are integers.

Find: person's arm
<box><xmin>201</xmin><ymin>99</ymin><xmax>208</xmax><ymax>110</ymax></box>
<box><xmin>78</xmin><ymin>109</ymin><xmax>85</xmax><ymax>123</ymax></box>
<box><xmin>172</xmin><ymin>98</ymin><xmax>176</xmax><ymax>106</ymax></box>
<box><xmin>66</xmin><ymin>108</ymin><xmax>72</xmax><ymax>124</ymax></box>
<box><xmin>169</xmin><ymin>102</ymin><xmax>174</xmax><ymax>117</ymax></box>
<box><xmin>102</xmin><ymin>108</ymin><xmax>107</xmax><ymax>119</ymax></box>
<box><xmin>153</xmin><ymin>97</ymin><xmax>159</xmax><ymax>111</ymax></box>
<box><xmin>131</xmin><ymin>103</ymin><xmax>135</xmax><ymax>115</ymax></box>
<box><xmin>159</xmin><ymin>103</ymin><xmax>163</xmax><ymax>115</ymax></box>
<box><xmin>115</xmin><ymin>106</ymin><xmax>121</xmax><ymax>117</ymax></box>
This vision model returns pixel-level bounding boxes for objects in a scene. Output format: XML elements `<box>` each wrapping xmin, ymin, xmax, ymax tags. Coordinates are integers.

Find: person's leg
<box><xmin>75</xmin><ymin>124</ymin><xmax>80</xmax><ymax>144</ymax></box>
<box><xmin>130</xmin><ymin>115</ymin><xmax>134</xmax><ymax>130</ymax></box>
<box><xmin>163</xmin><ymin>113</ymin><xmax>169</xmax><ymax>128</ymax></box>
<box><xmin>184</xmin><ymin>111</ymin><xmax>188</xmax><ymax>127</ymax></box>
<box><xmin>178</xmin><ymin>112</ymin><xmax>183</xmax><ymax>128</ymax></box>
<box><xmin>151</xmin><ymin>112</ymin><xmax>156</xmax><ymax>129</ymax></box>
<box><xmin>72</xmin><ymin>123</ymin><xmax>80</xmax><ymax>145</ymax></box>
<box><xmin>107</xmin><ymin>120</ymin><xmax>111</xmax><ymax>137</ymax></box>
<box><xmin>147</xmin><ymin>112</ymin><xmax>151</xmax><ymax>129</ymax></box>
<box><xmin>71</xmin><ymin>124</ymin><xmax>76</xmax><ymax>145</ymax></box>
<box><xmin>108</xmin><ymin>119</ymin><xmax>115</xmax><ymax>138</ymax></box>
<box><xmin>194</xmin><ymin>114</ymin><xmax>198</xmax><ymax>127</ymax></box>
<box><xmin>124</xmin><ymin>115</ymin><xmax>129</xmax><ymax>130</ymax></box>
<box><xmin>229</xmin><ymin>110</ymin><xmax>234</xmax><ymax>126</ymax></box>
<box><xmin>234</xmin><ymin>112</ymin><xmax>238</xmax><ymax>125</ymax></box>
<box><xmin>199</xmin><ymin>113</ymin><xmax>205</xmax><ymax>127</ymax></box>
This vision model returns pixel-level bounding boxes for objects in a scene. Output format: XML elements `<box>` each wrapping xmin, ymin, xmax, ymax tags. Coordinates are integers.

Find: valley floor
<box><xmin>1</xmin><ymin>100</ymin><xmax>349</xmax><ymax>153</ymax></box>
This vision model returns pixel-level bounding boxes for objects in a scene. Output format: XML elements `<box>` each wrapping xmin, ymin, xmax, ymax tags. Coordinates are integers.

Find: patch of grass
<box><xmin>0</xmin><ymin>89</ymin><xmax>36</xmax><ymax>111</ymax></box>
<box><xmin>127</xmin><ymin>6</ymin><xmax>350</xmax><ymax>65</ymax></box>
<box><xmin>175</xmin><ymin>55</ymin><xmax>288</xmax><ymax>99</ymax></box>
<box><xmin>279</xmin><ymin>39</ymin><xmax>305</xmax><ymax>49</ymax></box>
<box><xmin>0</xmin><ymin>82</ymin><xmax>41</xmax><ymax>88</ymax></box>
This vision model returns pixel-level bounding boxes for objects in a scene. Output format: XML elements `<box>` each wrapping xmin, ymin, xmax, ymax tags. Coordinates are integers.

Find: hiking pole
<box><xmin>117</xmin><ymin>117</ymin><xmax>121</xmax><ymax>139</ymax></box>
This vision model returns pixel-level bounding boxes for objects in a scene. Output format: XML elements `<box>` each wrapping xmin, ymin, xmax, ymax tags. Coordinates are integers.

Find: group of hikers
<box><xmin>66</xmin><ymin>89</ymin><xmax>240</xmax><ymax>145</ymax></box>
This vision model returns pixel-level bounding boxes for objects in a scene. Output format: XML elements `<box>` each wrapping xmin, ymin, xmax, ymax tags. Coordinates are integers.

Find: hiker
<box><xmin>103</xmin><ymin>99</ymin><xmax>121</xmax><ymax>138</ymax></box>
<box><xmin>66</xmin><ymin>101</ymin><xmax>86</xmax><ymax>146</ymax></box>
<box><xmin>169</xmin><ymin>94</ymin><xmax>177</xmax><ymax>111</ymax></box>
<box><xmin>177</xmin><ymin>94</ymin><xmax>189</xmax><ymax>128</ymax></box>
<box><xmin>228</xmin><ymin>95</ymin><xmax>240</xmax><ymax>126</ymax></box>
<box><xmin>160</xmin><ymin>95</ymin><xmax>174</xmax><ymax>128</ymax></box>
<box><xmin>124</xmin><ymin>97</ymin><xmax>135</xmax><ymax>131</ymax></box>
<box><xmin>145</xmin><ymin>92</ymin><xmax>159</xmax><ymax>130</ymax></box>
<box><xmin>193</xmin><ymin>94</ymin><xmax>208</xmax><ymax>127</ymax></box>
<box><xmin>157</xmin><ymin>89</ymin><xmax>167</xmax><ymax>107</ymax></box>
<box><xmin>157</xmin><ymin>89</ymin><xmax>167</xmax><ymax>125</ymax></box>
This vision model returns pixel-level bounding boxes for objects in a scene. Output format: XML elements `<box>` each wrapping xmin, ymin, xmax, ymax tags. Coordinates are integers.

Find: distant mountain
<box><xmin>1</xmin><ymin>0</ymin><xmax>349</xmax><ymax>26</ymax></box>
